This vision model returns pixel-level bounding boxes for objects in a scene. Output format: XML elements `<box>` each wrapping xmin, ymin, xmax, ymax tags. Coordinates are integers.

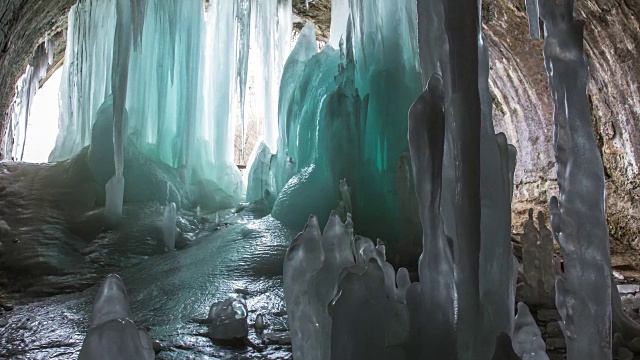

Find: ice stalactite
<box><xmin>250</xmin><ymin>0</ymin><xmax>292</xmax><ymax>152</ymax></box>
<box><xmin>329</xmin><ymin>0</ymin><xmax>349</xmax><ymax>48</ymax></box>
<box><xmin>529</xmin><ymin>0</ymin><xmax>613</xmax><ymax>358</ymax></box>
<box><xmin>1</xmin><ymin>38</ymin><xmax>54</xmax><ymax>161</ymax></box>
<box><xmin>525</xmin><ymin>0</ymin><xmax>541</xmax><ymax>40</ymax></box>
<box><xmin>236</xmin><ymin>0</ymin><xmax>252</xmax><ymax>163</ymax></box>
<box><xmin>201</xmin><ymin>0</ymin><xmax>242</xmax><ymax>202</ymax></box>
<box><xmin>105</xmin><ymin>0</ymin><xmax>143</xmax><ymax>226</ymax></box>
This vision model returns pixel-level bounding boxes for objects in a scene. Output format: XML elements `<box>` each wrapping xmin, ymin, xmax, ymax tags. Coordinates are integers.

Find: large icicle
<box><xmin>329</xmin><ymin>0</ymin><xmax>349</xmax><ymax>48</ymax></box>
<box><xmin>251</xmin><ymin>0</ymin><xmax>292</xmax><ymax>152</ymax></box>
<box><xmin>50</xmin><ymin>0</ymin><xmax>117</xmax><ymax>161</ymax></box>
<box><xmin>534</xmin><ymin>0</ymin><xmax>613</xmax><ymax>358</ymax></box>
<box><xmin>236</xmin><ymin>0</ymin><xmax>252</xmax><ymax>163</ymax></box>
<box><xmin>2</xmin><ymin>39</ymin><xmax>54</xmax><ymax>161</ymax></box>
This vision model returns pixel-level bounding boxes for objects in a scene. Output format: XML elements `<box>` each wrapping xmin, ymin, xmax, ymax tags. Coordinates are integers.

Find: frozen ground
<box><xmin>0</xmin><ymin>161</ymin><xmax>296</xmax><ymax>359</ymax></box>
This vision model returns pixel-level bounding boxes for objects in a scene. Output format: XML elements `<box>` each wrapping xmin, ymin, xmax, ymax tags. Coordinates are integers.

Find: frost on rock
<box><xmin>532</xmin><ymin>0</ymin><xmax>613</xmax><ymax>358</ymax></box>
<box><xmin>79</xmin><ymin>274</ymin><xmax>154</xmax><ymax>360</ymax></box>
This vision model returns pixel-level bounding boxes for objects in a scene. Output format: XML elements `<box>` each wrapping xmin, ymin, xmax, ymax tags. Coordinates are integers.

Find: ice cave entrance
<box><xmin>22</xmin><ymin>67</ymin><xmax>63</xmax><ymax>163</ymax></box>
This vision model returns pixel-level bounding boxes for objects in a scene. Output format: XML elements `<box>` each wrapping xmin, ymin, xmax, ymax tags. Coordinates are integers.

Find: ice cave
<box><xmin>1</xmin><ymin>0</ymin><xmax>640</xmax><ymax>359</ymax></box>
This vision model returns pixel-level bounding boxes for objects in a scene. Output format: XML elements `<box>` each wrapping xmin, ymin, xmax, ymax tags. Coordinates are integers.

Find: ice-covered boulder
<box><xmin>206</xmin><ymin>295</ymin><xmax>249</xmax><ymax>341</ymax></box>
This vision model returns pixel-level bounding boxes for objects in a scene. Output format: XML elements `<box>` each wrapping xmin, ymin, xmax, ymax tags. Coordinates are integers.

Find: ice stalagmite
<box><xmin>415</xmin><ymin>0</ymin><xmax>518</xmax><ymax>357</ymax></box>
<box><xmin>521</xmin><ymin>210</ymin><xmax>555</xmax><ymax>306</ymax></box>
<box><xmin>246</xmin><ymin>142</ymin><xmax>275</xmax><ymax>203</ymax></box>
<box><xmin>533</xmin><ymin>0</ymin><xmax>613</xmax><ymax>358</ymax></box>
<box><xmin>163</xmin><ymin>202</ymin><xmax>177</xmax><ymax>251</ymax></box>
<box><xmin>79</xmin><ymin>275</ymin><xmax>154</xmax><ymax>360</ymax></box>
<box><xmin>407</xmin><ymin>74</ymin><xmax>456</xmax><ymax>360</ymax></box>
<box><xmin>283</xmin><ymin>215</ymin><xmax>326</xmax><ymax>360</ymax></box>
<box><xmin>512</xmin><ymin>303</ymin><xmax>549</xmax><ymax>360</ymax></box>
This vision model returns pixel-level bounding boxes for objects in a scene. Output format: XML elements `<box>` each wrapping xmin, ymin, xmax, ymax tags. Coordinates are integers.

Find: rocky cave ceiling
<box><xmin>1</xmin><ymin>0</ymin><xmax>640</xmax><ymax>267</ymax></box>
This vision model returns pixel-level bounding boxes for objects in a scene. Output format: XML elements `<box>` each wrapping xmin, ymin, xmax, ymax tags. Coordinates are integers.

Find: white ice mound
<box><xmin>79</xmin><ymin>274</ymin><xmax>154</xmax><ymax>360</ymax></box>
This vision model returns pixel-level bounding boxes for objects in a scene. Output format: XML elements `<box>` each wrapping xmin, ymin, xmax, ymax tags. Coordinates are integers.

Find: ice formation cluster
<box><xmin>47</xmin><ymin>0</ymin><xmax>293</xmax><ymax>208</ymax></box>
<box><xmin>282</xmin><ymin>0</ymin><xmax>615</xmax><ymax>359</ymax></box>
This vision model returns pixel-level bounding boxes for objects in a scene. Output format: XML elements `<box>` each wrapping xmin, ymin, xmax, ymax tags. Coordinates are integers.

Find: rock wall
<box><xmin>1</xmin><ymin>0</ymin><xmax>639</xmax><ymax>259</ymax></box>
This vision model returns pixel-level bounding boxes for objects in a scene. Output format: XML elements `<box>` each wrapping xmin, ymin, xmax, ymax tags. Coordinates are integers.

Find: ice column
<box><xmin>408</xmin><ymin>74</ymin><xmax>456</xmax><ymax>359</ymax></box>
<box><xmin>532</xmin><ymin>0</ymin><xmax>613</xmax><ymax>358</ymax></box>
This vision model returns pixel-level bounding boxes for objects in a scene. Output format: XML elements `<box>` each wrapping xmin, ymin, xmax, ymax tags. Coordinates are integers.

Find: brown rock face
<box><xmin>1</xmin><ymin>0</ymin><xmax>639</xmax><ymax>263</ymax></box>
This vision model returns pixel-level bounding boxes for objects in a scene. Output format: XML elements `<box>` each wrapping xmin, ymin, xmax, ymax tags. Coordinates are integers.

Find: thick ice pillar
<box><xmin>408</xmin><ymin>74</ymin><xmax>456</xmax><ymax>359</ymax></box>
<box><xmin>534</xmin><ymin>0</ymin><xmax>613</xmax><ymax>358</ymax></box>
<box><xmin>441</xmin><ymin>0</ymin><xmax>483</xmax><ymax>356</ymax></box>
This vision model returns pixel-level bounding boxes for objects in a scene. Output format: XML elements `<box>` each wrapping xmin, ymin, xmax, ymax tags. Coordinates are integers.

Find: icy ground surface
<box><xmin>0</xmin><ymin>163</ymin><xmax>296</xmax><ymax>358</ymax></box>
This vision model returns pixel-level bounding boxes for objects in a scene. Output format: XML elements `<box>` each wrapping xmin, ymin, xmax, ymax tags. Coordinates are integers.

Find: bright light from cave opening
<box><xmin>22</xmin><ymin>67</ymin><xmax>62</xmax><ymax>163</ymax></box>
